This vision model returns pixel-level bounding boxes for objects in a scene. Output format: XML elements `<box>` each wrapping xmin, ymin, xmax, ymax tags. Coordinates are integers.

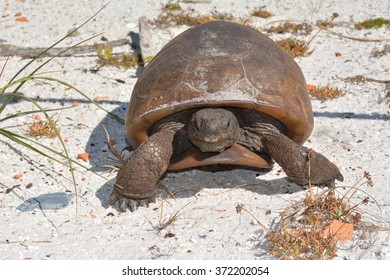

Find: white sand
<box><xmin>0</xmin><ymin>0</ymin><xmax>389</xmax><ymax>260</ymax></box>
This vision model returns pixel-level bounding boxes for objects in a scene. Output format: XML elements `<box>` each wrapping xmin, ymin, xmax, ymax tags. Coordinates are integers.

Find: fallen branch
<box><xmin>0</xmin><ymin>38</ymin><xmax>131</xmax><ymax>58</ymax></box>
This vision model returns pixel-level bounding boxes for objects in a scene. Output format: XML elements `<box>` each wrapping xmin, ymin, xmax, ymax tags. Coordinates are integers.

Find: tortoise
<box><xmin>109</xmin><ymin>21</ymin><xmax>343</xmax><ymax>212</ymax></box>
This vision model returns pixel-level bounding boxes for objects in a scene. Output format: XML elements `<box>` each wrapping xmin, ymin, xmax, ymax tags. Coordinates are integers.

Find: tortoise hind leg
<box><xmin>109</xmin><ymin>130</ymin><xmax>175</xmax><ymax>212</ymax></box>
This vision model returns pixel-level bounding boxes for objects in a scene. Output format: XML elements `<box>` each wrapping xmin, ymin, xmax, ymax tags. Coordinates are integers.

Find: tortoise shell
<box><xmin>125</xmin><ymin>21</ymin><xmax>313</xmax><ymax>167</ymax></box>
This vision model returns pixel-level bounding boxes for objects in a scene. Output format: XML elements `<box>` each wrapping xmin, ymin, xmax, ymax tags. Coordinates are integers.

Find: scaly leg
<box><xmin>109</xmin><ymin>130</ymin><xmax>175</xmax><ymax>212</ymax></box>
<box><xmin>261</xmin><ymin>126</ymin><xmax>344</xmax><ymax>186</ymax></box>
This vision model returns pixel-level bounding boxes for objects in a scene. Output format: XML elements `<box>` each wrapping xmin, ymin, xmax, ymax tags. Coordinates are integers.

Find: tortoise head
<box><xmin>188</xmin><ymin>108</ymin><xmax>241</xmax><ymax>153</ymax></box>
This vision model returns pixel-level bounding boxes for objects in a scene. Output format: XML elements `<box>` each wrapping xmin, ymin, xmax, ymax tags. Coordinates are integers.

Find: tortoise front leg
<box><xmin>261</xmin><ymin>129</ymin><xmax>344</xmax><ymax>186</ymax></box>
<box><xmin>109</xmin><ymin>130</ymin><xmax>175</xmax><ymax>212</ymax></box>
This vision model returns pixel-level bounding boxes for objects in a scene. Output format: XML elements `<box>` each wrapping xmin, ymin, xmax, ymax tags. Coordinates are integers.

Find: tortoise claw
<box><xmin>108</xmin><ymin>191</ymin><xmax>119</xmax><ymax>205</ymax></box>
<box><xmin>139</xmin><ymin>200</ymin><xmax>149</xmax><ymax>208</ymax></box>
<box><xmin>109</xmin><ymin>187</ymin><xmax>155</xmax><ymax>212</ymax></box>
<box><xmin>128</xmin><ymin>200</ymin><xmax>140</xmax><ymax>212</ymax></box>
<box><xmin>326</xmin><ymin>180</ymin><xmax>335</xmax><ymax>188</ymax></box>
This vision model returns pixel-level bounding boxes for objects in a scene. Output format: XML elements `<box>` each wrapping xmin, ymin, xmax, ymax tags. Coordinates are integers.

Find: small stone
<box><xmin>16</xmin><ymin>192</ymin><xmax>73</xmax><ymax>212</ymax></box>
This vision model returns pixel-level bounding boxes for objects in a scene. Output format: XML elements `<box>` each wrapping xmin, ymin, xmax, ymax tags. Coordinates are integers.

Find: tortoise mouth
<box><xmin>190</xmin><ymin>137</ymin><xmax>235</xmax><ymax>153</ymax></box>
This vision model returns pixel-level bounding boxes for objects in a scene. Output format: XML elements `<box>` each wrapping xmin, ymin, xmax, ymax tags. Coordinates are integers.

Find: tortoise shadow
<box><xmin>95</xmin><ymin>164</ymin><xmax>307</xmax><ymax>211</ymax></box>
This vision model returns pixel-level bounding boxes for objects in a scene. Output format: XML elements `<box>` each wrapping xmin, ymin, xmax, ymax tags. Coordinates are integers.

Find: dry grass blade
<box><xmin>0</xmin><ymin>56</ymin><xmax>9</xmax><ymax>78</ymax></box>
<box><xmin>236</xmin><ymin>203</ymin><xmax>269</xmax><ymax>232</ymax></box>
<box><xmin>103</xmin><ymin>125</ymin><xmax>125</xmax><ymax>164</ymax></box>
<box><xmin>156</xmin><ymin>200</ymin><xmax>183</xmax><ymax>231</ymax></box>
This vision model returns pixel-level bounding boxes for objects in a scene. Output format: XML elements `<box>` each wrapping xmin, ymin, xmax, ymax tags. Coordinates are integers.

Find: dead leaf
<box><xmin>93</xmin><ymin>96</ymin><xmax>110</xmax><ymax>101</ymax></box>
<box><xmin>77</xmin><ymin>152</ymin><xmax>90</xmax><ymax>162</ymax></box>
<box><xmin>15</xmin><ymin>17</ymin><xmax>29</xmax><ymax>22</ymax></box>
<box><xmin>13</xmin><ymin>174</ymin><xmax>23</xmax><ymax>179</ymax></box>
<box><xmin>322</xmin><ymin>219</ymin><xmax>354</xmax><ymax>242</ymax></box>
<box><xmin>307</xmin><ymin>84</ymin><xmax>316</xmax><ymax>91</ymax></box>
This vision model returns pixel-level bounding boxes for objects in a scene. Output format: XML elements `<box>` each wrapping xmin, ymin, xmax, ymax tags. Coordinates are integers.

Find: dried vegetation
<box><xmin>308</xmin><ymin>84</ymin><xmax>346</xmax><ymax>101</ymax></box>
<box><xmin>97</xmin><ymin>44</ymin><xmax>139</xmax><ymax>69</ymax></box>
<box><xmin>276</xmin><ymin>38</ymin><xmax>313</xmax><ymax>58</ymax></box>
<box><xmin>155</xmin><ymin>2</ymin><xmax>244</xmax><ymax>26</ymax></box>
<box><xmin>251</xmin><ymin>8</ymin><xmax>273</xmax><ymax>19</ymax></box>
<box><xmin>25</xmin><ymin>116</ymin><xmax>59</xmax><ymax>138</ymax></box>
<box><xmin>267</xmin><ymin>166</ymin><xmax>381</xmax><ymax>260</ymax></box>
<box><xmin>266</xmin><ymin>22</ymin><xmax>313</xmax><ymax>35</ymax></box>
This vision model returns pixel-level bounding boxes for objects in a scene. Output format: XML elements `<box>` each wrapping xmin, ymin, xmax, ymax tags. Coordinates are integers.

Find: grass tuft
<box><xmin>25</xmin><ymin>116</ymin><xmax>59</xmax><ymax>138</ymax></box>
<box><xmin>97</xmin><ymin>44</ymin><xmax>139</xmax><ymax>69</ymax></box>
<box><xmin>277</xmin><ymin>38</ymin><xmax>313</xmax><ymax>58</ymax></box>
<box><xmin>154</xmin><ymin>4</ymin><xmax>251</xmax><ymax>27</ymax></box>
<box><xmin>308</xmin><ymin>84</ymin><xmax>345</xmax><ymax>101</ymax></box>
<box><xmin>162</xmin><ymin>1</ymin><xmax>182</xmax><ymax>11</ymax></box>
<box><xmin>251</xmin><ymin>8</ymin><xmax>273</xmax><ymax>19</ymax></box>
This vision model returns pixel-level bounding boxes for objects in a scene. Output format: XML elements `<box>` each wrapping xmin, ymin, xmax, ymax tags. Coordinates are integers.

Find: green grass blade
<box><xmin>0</xmin><ymin>128</ymin><xmax>108</xmax><ymax>180</ymax></box>
<box><xmin>0</xmin><ymin>2</ymin><xmax>109</xmax><ymax>114</ymax></box>
<box><xmin>8</xmin><ymin>2</ymin><xmax>110</xmax><ymax>84</ymax></box>
<box><xmin>0</xmin><ymin>105</ymin><xmax>72</xmax><ymax>123</ymax></box>
<box><xmin>28</xmin><ymin>76</ymin><xmax>125</xmax><ymax>124</ymax></box>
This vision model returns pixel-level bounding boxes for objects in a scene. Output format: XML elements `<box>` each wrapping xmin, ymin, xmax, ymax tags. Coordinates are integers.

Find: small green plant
<box><xmin>162</xmin><ymin>1</ymin><xmax>182</xmax><ymax>11</ymax></box>
<box><xmin>97</xmin><ymin>44</ymin><xmax>113</xmax><ymax>60</ymax></box>
<box><xmin>355</xmin><ymin>18</ymin><xmax>390</xmax><ymax>30</ymax></box>
<box><xmin>316</xmin><ymin>19</ymin><xmax>336</xmax><ymax>29</ymax></box>
<box><xmin>97</xmin><ymin>44</ymin><xmax>139</xmax><ymax>69</ymax></box>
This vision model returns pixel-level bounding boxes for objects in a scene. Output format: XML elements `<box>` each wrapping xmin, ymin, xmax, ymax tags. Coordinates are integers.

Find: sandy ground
<box><xmin>0</xmin><ymin>0</ymin><xmax>389</xmax><ymax>260</ymax></box>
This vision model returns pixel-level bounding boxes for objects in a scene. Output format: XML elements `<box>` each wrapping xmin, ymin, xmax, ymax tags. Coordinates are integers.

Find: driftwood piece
<box><xmin>0</xmin><ymin>38</ymin><xmax>131</xmax><ymax>58</ymax></box>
